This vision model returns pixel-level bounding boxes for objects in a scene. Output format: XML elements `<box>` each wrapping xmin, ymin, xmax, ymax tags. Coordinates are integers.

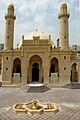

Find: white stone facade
<box><xmin>0</xmin><ymin>2</ymin><xmax>80</xmax><ymax>86</ymax></box>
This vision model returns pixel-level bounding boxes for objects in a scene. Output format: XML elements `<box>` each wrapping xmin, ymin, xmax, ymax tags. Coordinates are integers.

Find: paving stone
<box><xmin>0</xmin><ymin>85</ymin><xmax>80</xmax><ymax>120</ymax></box>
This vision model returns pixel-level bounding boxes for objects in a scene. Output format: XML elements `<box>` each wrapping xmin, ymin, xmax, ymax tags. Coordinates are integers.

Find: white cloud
<box><xmin>0</xmin><ymin>0</ymin><xmax>80</xmax><ymax>46</ymax></box>
<box><xmin>34</xmin><ymin>13</ymin><xmax>46</xmax><ymax>25</ymax></box>
<box><xmin>17</xmin><ymin>0</ymin><xmax>51</xmax><ymax>15</ymax></box>
<box><xmin>75</xmin><ymin>6</ymin><xmax>80</xmax><ymax>12</ymax></box>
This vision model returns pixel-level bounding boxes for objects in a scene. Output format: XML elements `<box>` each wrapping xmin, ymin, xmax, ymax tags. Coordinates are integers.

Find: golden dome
<box><xmin>8</xmin><ymin>3</ymin><xmax>14</xmax><ymax>8</ymax></box>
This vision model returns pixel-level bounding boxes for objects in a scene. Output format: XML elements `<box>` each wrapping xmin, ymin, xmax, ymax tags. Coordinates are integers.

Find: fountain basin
<box><xmin>13</xmin><ymin>99</ymin><xmax>58</xmax><ymax>115</ymax></box>
<box><xmin>26</xmin><ymin>99</ymin><xmax>44</xmax><ymax>115</ymax></box>
<box><xmin>44</xmin><ymin>103</ymin><xmax>58</xmax><ymax>112</ymax></box>
<box><xmin>13</xmin><ymin>103</ymin><xmax>26</xmax><ymax>112</ymax></box>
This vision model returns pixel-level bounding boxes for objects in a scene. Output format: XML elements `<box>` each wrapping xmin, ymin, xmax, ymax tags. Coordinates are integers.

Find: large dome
<box><xmin>24</xmin><ymin>29</ymin><xmax>49</xmax><ymax>40</ymax></box>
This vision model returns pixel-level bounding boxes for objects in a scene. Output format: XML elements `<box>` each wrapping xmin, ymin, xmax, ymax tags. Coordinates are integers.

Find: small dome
<box><xmin>60</xmin><ymin>2</ymin><xmax>67</xmax><ymax>8</ymax></box>
<box><xmin>24</xmin><ymin>29</ymin><xmax>49</xmax><ymax>40</ymax></box>
<box><xmin>8</xmin><ymin>3</ymin><xmax>14</xmax><ymax>8</ymax></box>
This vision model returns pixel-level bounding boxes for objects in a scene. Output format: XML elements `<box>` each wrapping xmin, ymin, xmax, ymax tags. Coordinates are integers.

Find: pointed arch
<box><xmin>70</xmin><ymin>63</ymin><xmax>78</xmax><ymax>82</ymax></box>
<box><xmin>50</xmin><ymin>57</ymin><xmax>59</xmax><ymax>77</ymax></box>
<box><xmin>13</xmin><ymin>58</ymin><xmax>21</xmax><ymax>76</ymax></box>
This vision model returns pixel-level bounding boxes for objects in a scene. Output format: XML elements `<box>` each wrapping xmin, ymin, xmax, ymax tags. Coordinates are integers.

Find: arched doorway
<box><xmin>13</xmin><ymin>58</ymin><xmax>21</xmax><ymax>76</ymax></box>
<box><xmin>32</xmin><ymin>63</ymin><xmax>39</xmax><ymax>81</ymax></box>
<box><xmin>50</xmin><ymin>57</ymin><xmax>59</xmax><ymax>76</ymax></box>
<box><xmin>28</xmin><ymin>55</ymin><xmax>43</xmax><ymax>83</ymax></box>
<box><xmin>70</xmin><ymin>63</ymin><xmax>78</xmax><ymax>82</ymax></box>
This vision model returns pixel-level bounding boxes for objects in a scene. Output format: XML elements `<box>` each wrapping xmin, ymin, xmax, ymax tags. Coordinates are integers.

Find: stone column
<box><xmin>43</xmin><ymin>57</ymin><xmax>50</xmax><ymax>84</ymax></box>
<box><xmin>21</xmin><ymin>57</ymin><xmax>27</xmax><ymax>84</ymax></box>
<box><xmin>2</xmin><ymin>54</ymin><xmax>13</xmax><ymax>85</ymax></box>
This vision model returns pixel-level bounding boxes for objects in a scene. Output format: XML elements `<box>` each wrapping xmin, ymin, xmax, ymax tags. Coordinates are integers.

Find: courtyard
<box><xmin>0</xmin><ymin>83</ymin><xmax>80</xmax><ymax>120</ymax></box>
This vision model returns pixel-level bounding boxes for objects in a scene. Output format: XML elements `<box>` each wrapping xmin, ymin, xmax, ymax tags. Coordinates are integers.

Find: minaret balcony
<box><xmin>5</xmin><ymin>14</ymin><xmax>16</xmax><ymax>20</ymax></box>
<box><xmin>58</xmin><ymin>13</ymin><xmax>70</xmax><ymax>19</ymax></box>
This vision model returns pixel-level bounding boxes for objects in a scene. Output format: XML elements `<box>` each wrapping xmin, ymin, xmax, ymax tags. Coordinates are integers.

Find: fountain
<box><xmin>44</xmin><ymin>103</ymin><xmax>58</xmax><ymax>112</ymax></box>
<box><xmin>13</xmin><ymin>99</ymin><xmax>58</xmax><ymax>115</ymax></box>
<box><xmin>13</xmin><ymin>103</ymin><xmax>26</xmax><ymax>112</ymax></box>
<box><xmin>26</xmin><ymin>99</ymin><xmax>44</xmax><ymax>115</ymax></box>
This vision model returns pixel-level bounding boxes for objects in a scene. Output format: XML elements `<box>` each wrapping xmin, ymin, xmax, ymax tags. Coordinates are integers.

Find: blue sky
<box><xmin>0</xmin><ymin>0</ymin><xmax>80</xmax><ymax>47</ymax></box>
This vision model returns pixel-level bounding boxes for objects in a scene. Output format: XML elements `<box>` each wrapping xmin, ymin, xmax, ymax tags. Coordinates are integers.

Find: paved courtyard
<box><xmin>0</xmin><ymin>84</ymin><xmax>80</xmax><ymax>120</ymax></box>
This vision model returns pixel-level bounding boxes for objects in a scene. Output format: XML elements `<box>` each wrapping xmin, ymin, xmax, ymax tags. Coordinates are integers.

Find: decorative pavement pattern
<box><xmin>0</xmin><ymin>83</ymin><xmax>80</xmax><ymax>120</ymax></box>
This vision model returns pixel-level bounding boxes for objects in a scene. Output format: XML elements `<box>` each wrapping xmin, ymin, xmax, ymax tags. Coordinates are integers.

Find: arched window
<box><xmin>50</xmin><ymin>57</ymin><xmax>59</xmax><ymax>77</ymax></box>
<box><xmin>13</xmin><ymin>58</ymin><xmax>21</xmax><ymax>76</ymax></box>
<box><xmin>70</xmin><ymin>63</ymin><xmax>78</xmax><ymax>82</ymax></box>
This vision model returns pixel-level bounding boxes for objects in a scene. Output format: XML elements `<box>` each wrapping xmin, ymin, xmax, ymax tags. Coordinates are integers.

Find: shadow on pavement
<box><xmin>63</xmin><ymin>83</ymin><xmax>80</xmax><ymax>89</ymax></box>
<box><xmin>27</xmin><ymin>85</ymin><xmax>50</xmax><ymax>93</ymax></box>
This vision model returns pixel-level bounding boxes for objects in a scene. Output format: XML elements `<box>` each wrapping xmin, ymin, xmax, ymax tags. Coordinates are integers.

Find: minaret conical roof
<box><xmin>8</xmin><ymin>3</ymin><xmax>14</xmax><ymax>8</ymax></box>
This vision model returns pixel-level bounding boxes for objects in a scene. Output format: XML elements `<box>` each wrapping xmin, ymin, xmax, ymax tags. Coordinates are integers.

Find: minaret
<box><xmin>4</xmin><ymin>3</ymin><xmax>16</xmax><ymax>50</ymax></box>
<box><xmin>58</xmin><ymin>3</ymin><xmax>70</xmax><ymax>50</ymax></box>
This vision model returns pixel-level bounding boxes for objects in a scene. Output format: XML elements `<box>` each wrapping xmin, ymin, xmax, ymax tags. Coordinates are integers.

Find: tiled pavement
<box><xmin>0</xmin><ymin>84</ymin><xmax>80</xmax><ymax>120</ymax></box>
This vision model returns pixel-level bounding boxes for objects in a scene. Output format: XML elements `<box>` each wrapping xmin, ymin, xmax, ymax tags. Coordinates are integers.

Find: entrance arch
<box><xmin>70</xmin><ymin>63</ymin><xmax>78</xmax><ymax>82</ymax></box>
<box><xmin>50</xmin><ymin>57</ymin><xmax>59</xmax><ymax>76</ymax></box>
<box><xmin>28</xmin><ymin>55</ymin><xmax>43</xmax><ymax>83</ymax></box>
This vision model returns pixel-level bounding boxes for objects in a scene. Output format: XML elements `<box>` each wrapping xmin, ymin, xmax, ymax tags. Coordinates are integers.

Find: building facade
<box><xmin>0</xmin><ymin>3</ymin><xmax>80</xmax><ymax>86</ymax></box>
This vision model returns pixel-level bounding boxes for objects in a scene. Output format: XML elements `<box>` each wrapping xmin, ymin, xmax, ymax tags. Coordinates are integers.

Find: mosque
<box><xmin>0</xmin><ymin>2</ymin><xmax>80</xmax><ymax>86</ymax></box>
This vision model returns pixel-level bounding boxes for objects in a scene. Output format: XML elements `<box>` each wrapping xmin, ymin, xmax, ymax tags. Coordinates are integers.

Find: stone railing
<box><xmin>12</xmin><ymin>73</ymin><xmax>21</xmax><ymax>84</ymax></box>
<box><xmin>50</xmin><ymin>73</ymin><xmax>59</xmax><ymax>83</ymax></box>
